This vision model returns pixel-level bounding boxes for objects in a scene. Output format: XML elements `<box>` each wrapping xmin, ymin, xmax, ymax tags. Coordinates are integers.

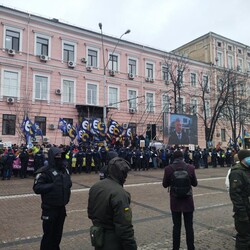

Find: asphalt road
<box><xmin>0</xmin><ymin>166</ymin><xmax>235</xmax><ymax>250</ymax></box>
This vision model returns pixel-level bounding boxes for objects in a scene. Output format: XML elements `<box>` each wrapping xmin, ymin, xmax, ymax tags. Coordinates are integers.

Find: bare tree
<box><xmin>190</xmin><ymin>66</ymin><xmax>234</xmax><ymax>147</ymax></box>
<box><xmin>163</xmin><ymin>52</ymin><xmax>189</xmax><ymax>113</ymax></box>
<box><xmin>219</xmin><ymin>70</ymin><xmax>249</xmax><ymax>149</ymax></box>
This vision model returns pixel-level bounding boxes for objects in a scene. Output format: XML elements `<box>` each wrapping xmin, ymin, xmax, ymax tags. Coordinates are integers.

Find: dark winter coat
<box><xmin>162</xmin><ymin>158</ymin><xmax>198</xmax><ymax>212</ymax></box>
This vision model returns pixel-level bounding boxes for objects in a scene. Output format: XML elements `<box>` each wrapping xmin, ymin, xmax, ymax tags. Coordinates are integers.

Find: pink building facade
<box><xmin>0</xmin><ymin>6</ymin><xmax>223</xmax><ymax>148</ymax></box>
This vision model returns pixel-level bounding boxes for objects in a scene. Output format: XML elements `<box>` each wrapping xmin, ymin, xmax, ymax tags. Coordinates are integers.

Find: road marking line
<box><xmin>0</xmin><ymin>176</ymin><xmax>226</xmax><ymax>200</ymax></box>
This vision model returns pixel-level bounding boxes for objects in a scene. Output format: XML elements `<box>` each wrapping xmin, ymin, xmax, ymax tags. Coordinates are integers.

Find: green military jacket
<box><xmin>229</xmin><ymin>163</ymin><xmax>250</xmax><ymax>220</ymax></box>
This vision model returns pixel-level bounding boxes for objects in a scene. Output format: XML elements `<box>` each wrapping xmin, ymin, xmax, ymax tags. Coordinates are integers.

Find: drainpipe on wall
<box><xmin>25</xmin><ymin>13</ymin><xmax>31</xmax><ymax>116</ymax></box>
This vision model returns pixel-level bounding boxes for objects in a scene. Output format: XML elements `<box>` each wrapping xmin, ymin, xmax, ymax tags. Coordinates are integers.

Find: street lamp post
<box><xmin>98</xmin><ymin>23</ymin><xmax>130</xmax><ymax>131</ymax></box>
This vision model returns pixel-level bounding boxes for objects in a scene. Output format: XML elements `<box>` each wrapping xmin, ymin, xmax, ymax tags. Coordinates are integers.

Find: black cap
<box><xmin>238</xmin><ymin>149</ymin><xmax>250</xmax><ymax>161</ymax></box>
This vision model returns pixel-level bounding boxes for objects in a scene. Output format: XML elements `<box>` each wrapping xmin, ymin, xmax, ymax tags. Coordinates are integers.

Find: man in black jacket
<box><xmin>88</xmin><ymin>157</ymin><xmax>137</xmax><ymax>250</ymax></box>
<box><xmin>229</xmin><ymin>149</ymin><xmax>250</xmax><ymax>250</ymax></box>
<box><xmin>33</xmin><ymin>147</ymin><xmax>72</xmax><ymax>250</ymax></box>
<box><xmin>168</xmin><ymin>118</ymin><xmax>190</xmax><ymax>145</ymax></box>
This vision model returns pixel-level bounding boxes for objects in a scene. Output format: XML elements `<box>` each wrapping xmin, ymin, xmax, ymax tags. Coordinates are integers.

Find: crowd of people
<box><xmin>0</xmin><ymin>140</ymin><xmax>239</xmax><ymax>180</ymax></box>
<box><xmin>1</xmin><ymin>138</ymin><xmax>248</xmax><ymax>250</ymax></box>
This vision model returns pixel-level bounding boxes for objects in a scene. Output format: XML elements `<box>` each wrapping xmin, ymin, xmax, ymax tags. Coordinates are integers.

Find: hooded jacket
<box><xmin>229</xmin><ymin>162</ymin><xmax>250</xmax><ymax>219</ymax></box>
<box><xmin>33</xmin><ymin>147</ymin><xmax>72</xmax><ymax>209</ymax></box>
<box><xmin>88</xmin><ymin>157</ymin><xmax>137</xmax><ymax>250</ymax></box>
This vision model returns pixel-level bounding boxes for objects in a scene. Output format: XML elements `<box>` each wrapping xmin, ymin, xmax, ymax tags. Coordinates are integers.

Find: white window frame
<box><xmin>205</xmin><ymin>100</ymin><xmax>211</xmax><ymax>117</ymax></box>
<box><xmin>238</xmin><ymin>58</ymin><xmax>243</xmax><ymax>72</ymax></box>
<box><xmin>33</xmin><ymin>73</ymin><xmax>50</xmax><ymax>102</ymax></box>
<box><xmin>145</xmin><ymin>92</ymin><xmax>155</xmax><ymax>112</ymax></box>
<box><xmin>177</xmin><ymin>96</ymin><xmax>185</xmax><ymax>113</ymax></box>
<box><xmin>228</xmin><ymin>55</ymin><xmax>234</xmax><ymax>69</ymax></box>
<box><xmin>108</xmin><ymin>85</ymin><xmax>119</xmax><ymax>108</ymax></box>
<box><xmin>190</xmin><ymin>98</ymin><xmax>198</xmax><ymax>115</ymax></box>
<box><xmin>217</xmin><ymin>51</ymin><xmax>223</xmax><ymax>67</ymax></box>
<box><xmin>62</xmin><ymin>78</ymin><xmax>75</xmax><ymax>104</ymax></box>
<box><xmin>62</xmin><ymin>40</ymin><xmax>77</xmax><ymax>62</ymax></box>
<box><xmin>190</xmin><ymin>72</ymin><xmax>196</xmax><ymax>87</ymax></box>
<box><xmin>108</xmin><ymin>52</ymin><xmax>120</xmax><ymax>72</ymax></box>
<box><xmin>145</xmin><ymin>61</ymin><xmax>155</xmax><ymax>79</ymax></box>
<box><xmin>247</xmin><ymin>61</ymin><xmax>250</xmax><ymax>72</ymax></box>
<box><xmin>1</xmin><ymin>68</ymin><xmax>20</xmax><ymax>99</ymax></box>
<box><xmin>162</xmin><ymin>93</ymin><xmax>170</xmax><ymax>112</ymax></box>
<box><xmin>3</xmin><ymin>25</ymin><xmax>23</xmax><ymax>52</ymax></box>
<box><xmin>34</xmin><ymin>33</ymin><xmax>51</xmax><ymax>57</ymax></box>
<box><xmin>202</xmin><ymin>74</ymin><xmax>210</xmax><ymax>91</ymax></box>
<box><xmin>86</xmin><ymin>82</ymin><xmax>99</xmax><ymax>105</ymax></box>
<box><xmin>128</xmin><ymin>89</ymin><xmax>137</xmax><ymax>110</ymax></box>
<box><xmin>162</xmin><ymin>65</ymin><xmax>169</xmax><ymax>81</ymax></box>
<box><xmin>86</xmin><ymin>46</ymin><xmax>99</xmax><ymax>68</ymax></box>
<box><xmin>128</xmin><ymin>57</ymin><xmax>138</xmax><ymax>75</ymax></box>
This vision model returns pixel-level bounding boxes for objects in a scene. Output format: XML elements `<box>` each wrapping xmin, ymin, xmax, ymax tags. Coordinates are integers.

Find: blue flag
<box><xmin>58</xmin><ymin>118</ymin><xmax>67</xmax><ymax>133</ymax></box>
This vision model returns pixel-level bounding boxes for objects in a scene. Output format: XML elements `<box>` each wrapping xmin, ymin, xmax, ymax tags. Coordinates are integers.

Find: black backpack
<box><xmin>170</xmin><ymin>164</ymin><xmax>192</xmax><ymax>198</ymax></box>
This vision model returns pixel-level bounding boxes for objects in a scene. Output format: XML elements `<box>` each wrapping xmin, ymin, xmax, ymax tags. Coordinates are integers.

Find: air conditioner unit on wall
<box><xmin>129</xmin><ymin>108</ymin><xmax>136</xmax><ymax>114</ymax></box>
<box><xmin>86</xmin><ymin>66</ymin><xmax>93</xmax><ymax>72</ymax></box>
<box><xmin>40</xmin><ymin>55</ymin><xmax>48</xmax><ymax>62</ymax></box>
<box><xmin>128</xmin><ymin>73</ymin><xmax>134</xmax><ymax>80</ymax></box>
<box><xmin>7</xmin><ymin>49</ymin><xmax>15</xmax><ymax>56</ymax></box>
<box><xmin>109</xmin><ymin>70</ymin><xmax>115</xmax><ymax>76</ymax></box>
<box><xmin>7</xmin><ymin>97</ymin><xmax>14</xmax><ymax>104</ymax></box>
<box><xmin>81</xmin><ymin>57</ymin><xmax>87</xmax><ymax>63</ymax></box>
<box><xmin>55</xmin><ymin>89</ymin><xmax>62</xmax><ymax>95</ymax></box>
<box><xmin>48</xmin><ymin>124</ymin><xmax>56</xmax><ymax>130</ymax></box>
<box><xmin>68</xmin><ymin>61</ymin><xmax>76</xmax><ymax>68</ymax></box>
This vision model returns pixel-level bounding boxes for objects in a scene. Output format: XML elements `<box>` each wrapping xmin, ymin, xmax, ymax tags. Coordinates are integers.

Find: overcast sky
<box><xmin>1</xmin><ymin>0</ymin><xmax>250</xmax><ymax>51</ymax></box>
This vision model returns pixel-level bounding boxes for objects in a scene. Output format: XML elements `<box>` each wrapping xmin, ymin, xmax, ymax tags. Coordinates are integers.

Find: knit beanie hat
<box><xmin>237</xmin><ymin>149</ymin><xmax>250</xmax><ymax>161</ymax></box>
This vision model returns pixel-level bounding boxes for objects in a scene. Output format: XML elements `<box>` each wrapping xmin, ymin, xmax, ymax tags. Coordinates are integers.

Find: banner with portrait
<box><xmin>163</xmin><ymin>113</ymin><xmax>198</xmax><ymax>145</ymax></box>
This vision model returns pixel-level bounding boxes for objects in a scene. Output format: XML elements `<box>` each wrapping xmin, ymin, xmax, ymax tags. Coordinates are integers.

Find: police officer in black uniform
<box><xmin>3</xmin><ymin>148</ymin><xmax>16</xmax><ymax>180</ymax></box>
<box><xmin>34</xmin><ymin>147</ymin><xmax>45</xmax><ymax>173</ymax></box>
<box><xmin>19</xmin><ymin>147</ymin><xmax>29</xmax><ymax>178</ymax></box>
<box><xmin>33</xmin><ymin>147</ymin><xmax>72</xmax><ymax>250</ymax></box>
<box><xmin>75</xmin><ymin>146</ymin><xmax>85</xmax><ymax>174</ymax></box>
